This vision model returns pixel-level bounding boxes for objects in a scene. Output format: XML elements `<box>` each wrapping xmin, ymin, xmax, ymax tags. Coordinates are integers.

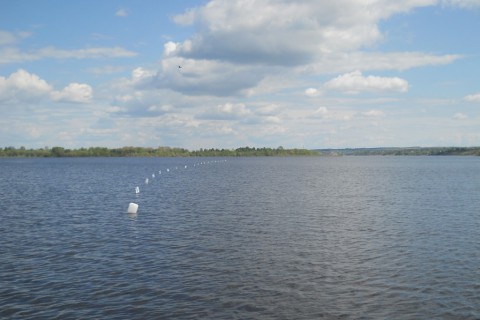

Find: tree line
<box><xmin>3</xmin><ymin>146</ymin><xmax>479</xmax><ymax>158</ymax></box>
<box><xmin>0</xmin><ymin>146</ymin><xmax>319</xmax><ymax>157</ymax></box>
<box><xmin>315</xmin><ymin>147</ymin><xmax>480</xmax><ymax>156</ymax></box>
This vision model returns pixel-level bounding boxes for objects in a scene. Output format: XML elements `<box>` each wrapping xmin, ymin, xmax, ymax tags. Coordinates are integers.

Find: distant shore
<box><xmin>315</xmin><ymin>147</ymin><xmax>480</xmax><ymax>156</ymax></box>
<box><xmin>0</xmin><ymin>146</ymin><xmax>318</xmax><ymax>157</ymax></box>
<box><xmin>1</xmin><ymin>146</ymin><xmax>480</xmax><ymax>157</ymax></box>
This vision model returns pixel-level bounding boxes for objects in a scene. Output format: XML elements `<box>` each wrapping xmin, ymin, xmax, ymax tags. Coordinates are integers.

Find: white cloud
<box><xmin>116</xmin><ymin>8</ymin><xmax>128</xmax><ymax>17</ymax></box>
<box><xmin>148</xmin><ymin>104</ymin><xmax>174</xmax><ymax>113</ymax></box>
<box><xmin>453</xmin><ymin>112</ymin><xmax>468</xmax><ymax>119</ymax></box>
<box><xmin>106</xmin><ymin>106</ymin><xmax>126</xmax><ymax>113</ymax></box>
<box><xmin>306</xmin><ymin>51</ymin><xmax>461</xmax><ymax>74</ymax></box>
<box><xmin>88</xmin><ymin>65</ymin><xmax>127</xmax><ymax>75</ymax></box>
<box><xmin>442</xmin><ymin>0</ymin><xmax>480</xmax><ymax>8</ymax></box>
<box><xmin>153</xmin><ymin>57</ymin><xmax>265</xmax><ymax>96</ymax></box>
<box><xmin>131</xmin><ymin>67</ymin><xmax>156</xmax><ymax>87</ymax></box>
<box><xmin>0</xmin><ymin>69</ymin><xmax>52</xmax><ymax>102</ymax></box>
<box><xmin>163</xmin><ymin>41</ymin><xmax>178</xmax><ymax>56</ymax></box>
<box><xmin>315</xmin><ymin>107</ymin><xmax>329</xmax><ymax>116</ymax></box>
<box><xmin>325</xmin><ymin>71</ymin><xmax>409</xmax><ymax>94</ymax></box>
<box><xmin>305</xmin><ymin>88</ymin><xmax>321</xmax><ymax>97</ymax></box>
<box><xmin>312</xmin><ymin>106</ymin><xmax>355</xmax><ymax>121</ymax></box>
<box><xmin>154</xmin><ymin>0</ymin><xmax>460</xmax><ymax>98</ymax></box>
<box><xmin>0</xmin><ymin>69</ymin><xmax>93</xmax><ymax>104</ymax></box>
<box><xmin>363</xmin><ymin>109</ymin><xmax>386</xmax><ymax>118</ymax></box>
<box><xmin>255</xmin><ymin>103</ymin><xmax>279</xmax><ymax>116</ymax></box>
<box><xmin>51</xmin><ymin>83</ymin><xmax>93</xmax><ymax>103</ymax></box>
<box><xmin>197</xmin><ymin>103</ymin><xmax>252</xmax><ymax>120</ymax></box>
<box><xmin>171</xmin><ymin>0</ymin><xmax>436</xmax><ymax>66</ymax></box>
<box><xmin>464</xmin><ymin>93</ymin><xmax>480</xmax><ymax>102</ymax></box>
<box><xmin>0</xmin><ymin>46</ymin><xmax>137</xmax><ymax>64</ymax></box>
<box><xmin>37</xmin><ymin>46</ymin><xmax>137</xmax><ymax>59</ymax></box>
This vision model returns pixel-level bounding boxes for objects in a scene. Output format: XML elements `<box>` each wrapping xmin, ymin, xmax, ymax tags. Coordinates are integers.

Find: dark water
<box><xmin>1</xmin><ymin>156</ymin><xmax>480</xmax><ymax>319</ymax></box>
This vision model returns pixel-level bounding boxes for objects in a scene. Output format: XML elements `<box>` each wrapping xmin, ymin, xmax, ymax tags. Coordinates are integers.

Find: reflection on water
<box><xmin>127</xmin><ymin>212</ymin><xmax>138</xmax><ymax>219</ymax></box>
<box><xmin>1</xmin><ymin>156</ymin><xmax>480</xmax><ymax>319</ymax></box>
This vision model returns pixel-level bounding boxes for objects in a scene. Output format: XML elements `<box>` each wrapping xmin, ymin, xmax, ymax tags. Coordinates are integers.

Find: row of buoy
<box><xmin>127</xmin><ymin>159</ymin><xmax>227</xmax><ymax>215</ymax></box>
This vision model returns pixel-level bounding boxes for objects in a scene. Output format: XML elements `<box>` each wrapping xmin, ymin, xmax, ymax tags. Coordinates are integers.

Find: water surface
<box><xmin>1</xmin><ymin>156</ymin><xmax>479</xmax><ymax>319</ymax></box>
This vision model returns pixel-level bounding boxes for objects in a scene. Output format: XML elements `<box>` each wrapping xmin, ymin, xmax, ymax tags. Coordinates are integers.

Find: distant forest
<box><xmin>315</xmin><ymin>147</ymin><xmax>480</xmax><ymax>156</ymax></box>
<box><xmin>0</xmin><ymin>146</ymin><xmax>318</xmax><ymax>157</ymax></box>
<box><xmin>1</xmin><ymin>146</ymin><xmax>480</xmax><ymax>157</ymax></box>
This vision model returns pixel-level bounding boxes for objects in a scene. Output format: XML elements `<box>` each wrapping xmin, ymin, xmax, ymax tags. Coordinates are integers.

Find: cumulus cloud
<box><xmin>153</xmin><ymin>57</ymin><xmax>265</xmax><ymax>96</ymax></box>
<box><xmin>194</xmin><ymin>102</ymin><xmax>284</xmax><ymax>126</ymax></box>
<box><xmin>325</xmin><ymin>71</ymin><xmax>409</xmax><ymax>94</ymax></box>
<box><xmin>464</xmin><ymin>93</ymin><xmax>480</xmax><ymax>102</ymax></box>
<box><xmin>152</xmin><ymin>0</ymin><xmax>461</xmax><ymax>98</ymax></box>
<box><xmin>197</xmin><ymin>103</ymin><xmax>252</xmax><ymax>120</ymax></box>
<box><xmin>305</xmin><ymin>88</ymin><xmax>322</xmax><ymax>97</ymax></box>
<box><xmin>312</xmin><ymin>106</ymin><xmax>354</xmax><ymax>121</ymax></box>
<box><xmin>171</xmin><ymin>0</ymin><xmax>436</xmax><ymax>66</ymax></box>
<box><xmin>51</xmin><ymin>83</ymin><xmax>93</xmax><ymax>103</ymax></box>
<box><xmin>163</xmin><ymin>41</ymin><xmax>178</xmax><ymax>56</ymax></box>
<box><xmin>0</xmin><ymin>69</ymin><xmax>93</xmax><ymax>104</ymax></box>
<box><xmin>131</xmin><ymin>67</ymin><xmax>156</xmax><ymax>87</ymax></box>
<box><xmin>0</xmin><ymin>69</ymin><xmax>52</xmax><ymax>102</ymax></box>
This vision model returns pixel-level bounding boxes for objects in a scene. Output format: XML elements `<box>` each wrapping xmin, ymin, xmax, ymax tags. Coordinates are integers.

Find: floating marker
<box><xmin>135</xmin><ymin>186</ymin><xmax>140</xmax><ymax>194</ymax></box>
<box><xmin>127</xmin><ymin>202</ymin><xmax>138</xmax><ymax>214</ymax></box>
<box><xmin>152</xmin><ymin>173</ymin><xmax>155</xmax><ymax>178</ymax></box>
<box><xmin>145</xmin><ymin>178</ymin><xmax>149</xmax><ymax>184</ymax></box>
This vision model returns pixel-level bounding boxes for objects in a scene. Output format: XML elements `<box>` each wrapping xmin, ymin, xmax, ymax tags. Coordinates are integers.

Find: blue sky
<box><xmin>1</xmin><ymin>0</ymin><xmax>480</xmax><ymax>149</ymax></box>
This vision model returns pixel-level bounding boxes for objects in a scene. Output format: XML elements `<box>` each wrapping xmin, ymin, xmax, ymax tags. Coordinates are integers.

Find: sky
<box><xmin>1</xmin><ymin>0</ymin><xmax>480</xmax><ymax>150</ymax></box>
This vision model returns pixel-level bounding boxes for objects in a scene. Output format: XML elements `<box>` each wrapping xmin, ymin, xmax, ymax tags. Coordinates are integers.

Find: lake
<box><xmin>1</xmin><ymin>156</ymin><xmax>479</xmax><ymax>319</ymax></box>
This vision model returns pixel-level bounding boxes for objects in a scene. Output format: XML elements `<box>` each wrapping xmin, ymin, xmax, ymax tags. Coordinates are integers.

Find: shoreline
<box><xmin>0</xmin><ymin>146</ymin><xmax>479</xmax><ymax>157</ymax></box>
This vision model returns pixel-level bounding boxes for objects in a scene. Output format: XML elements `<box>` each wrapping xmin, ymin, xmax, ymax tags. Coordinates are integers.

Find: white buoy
<box><xmin>145</xmin><ymin>178</ymin><xmax>149</xmax><ymax>184</ymax></box>
<box><xmin>135</xmin><ymin>186</ymin><xmax>140</xmax><ymax>194</ymax></box>
<box><xmin>152</xmin><ymin>173</ymin><xmax>155</xmax><ymax>178</ymax></box>
<box><xmin>166</xmin><ymin>168</ymin><xmax>170</xmax><ymax>172</ymax></box>
<box><xmin>127</xmin><ymin>202</ymin><xmax>138</xmax><ymax>214</ymax></box>
<box><xmin>185</xmin><ymin>165</ymin><xmax>187</xmax><ymax>169</ymax></box>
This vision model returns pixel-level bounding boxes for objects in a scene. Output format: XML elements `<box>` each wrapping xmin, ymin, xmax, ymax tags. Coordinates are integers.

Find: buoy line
<box><xmin>127</xmin><ymin>159</ymin><xmax>227</xmax><ymax>216</ymax></box>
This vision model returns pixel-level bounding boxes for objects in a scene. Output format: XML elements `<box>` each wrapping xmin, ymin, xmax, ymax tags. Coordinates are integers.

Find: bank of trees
<box><xmin>0</xmin><ymin>146</ymin><xmax>319</xmax><ymax>157</ymax></box>
<box><xmin>315</xmin><ymin>147</ymin><xmax>480</xmax><ymax>156</ymax></box>
<box><xmin>3</xmin><ymin>145</ymin><xmax>479</xmax><ymax>158</ymax></box>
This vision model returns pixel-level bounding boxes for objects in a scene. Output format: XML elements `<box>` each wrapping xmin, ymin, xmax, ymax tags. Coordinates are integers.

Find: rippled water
<box><xmin>1</xmin><ymin>156</ymin><xmax>480</xmax><ymax>319</ymax></box>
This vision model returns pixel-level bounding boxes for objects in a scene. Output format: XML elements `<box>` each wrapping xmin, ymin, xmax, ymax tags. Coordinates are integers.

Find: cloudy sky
<box><xmin>1</xmin><ymin>0</ymin><xmax>480</xmax><ymax>149</ymax></box>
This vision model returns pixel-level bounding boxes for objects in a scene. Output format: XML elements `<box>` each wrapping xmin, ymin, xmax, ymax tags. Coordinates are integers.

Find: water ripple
<box><xmin>1</xmin><ymin>157</ymin><xmax>480</xmax><ymax>319</ymax></box>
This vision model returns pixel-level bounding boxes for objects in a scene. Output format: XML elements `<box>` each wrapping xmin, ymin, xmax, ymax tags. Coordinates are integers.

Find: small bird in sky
<box><xmin>178</xmin><ymin>65</ymin><xmax>182</xmax><ymax>69</ymax></box>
